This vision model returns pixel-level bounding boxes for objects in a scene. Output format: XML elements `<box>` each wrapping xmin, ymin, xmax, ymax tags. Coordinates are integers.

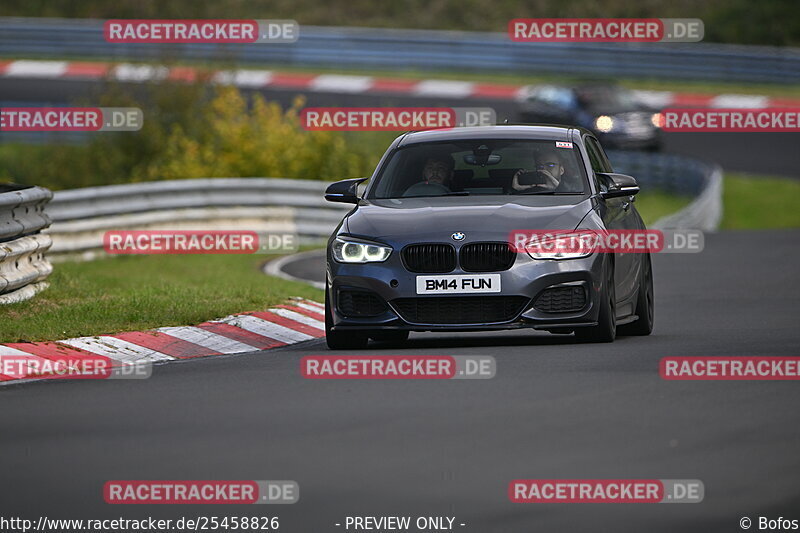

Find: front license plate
<box><xmin>416</xmin><ymin>274</ymin><xmax>501</xmax><ymax>294</ymax></box>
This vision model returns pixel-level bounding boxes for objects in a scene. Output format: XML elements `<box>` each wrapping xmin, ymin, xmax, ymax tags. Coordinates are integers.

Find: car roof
<box><xmin>397</xmin><ymin>125</ymin><xmax>581</xmax><ymax>146</ymax></box>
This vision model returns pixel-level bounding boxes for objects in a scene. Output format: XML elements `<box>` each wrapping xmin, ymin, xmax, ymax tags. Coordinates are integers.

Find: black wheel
<box><xmin>325</xmin><ymin>289</ymin><xmax>368</xmax><ymax>350</ymax></box>
<box><xmin>617</xmin><ymin>254</ymin><xmax>654</xmax><ymax>336</ymax></box>
<box><xmin>369</xmin><ymin>331</ymin><xmax>410</xmax><ymax>344</ymax></box>
<box><xmin>575</xmin><ymin>261</ymin><xmax>616</xmax><ymax>343</ymax></box>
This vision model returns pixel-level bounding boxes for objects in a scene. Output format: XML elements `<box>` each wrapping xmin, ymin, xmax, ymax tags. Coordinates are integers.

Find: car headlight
<box><xmin>594</xmin><ymin>115</ymin><xmax>615</xmax><ymax>133</ymax></box>
<box><xmin>651</xmin><ymin>112</ymin><xmax>665</xmax><ymax>128</ymax></box>
<box><xmin>332</xmin><ymin>238</ymin><xmax>392</xmax><ymax>263</ymax></box>
<box><xmin>523</xmin><ymin>231</ymin><xmax>595</xmax><ymax>260</ymax></box>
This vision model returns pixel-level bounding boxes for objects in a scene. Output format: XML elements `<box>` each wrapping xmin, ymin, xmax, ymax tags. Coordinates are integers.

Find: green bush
<box><xmin>143</xmin><ymin>89</ymin><xmax>366</xmax><ymax>181</ymax></box>
<box><xmin>0</xmin><ymin>84</ymin><xmax>387</xmax><ymax>189</ymax></box>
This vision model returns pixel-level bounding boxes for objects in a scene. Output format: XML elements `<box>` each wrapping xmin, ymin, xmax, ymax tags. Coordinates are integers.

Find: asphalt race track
<box><xmin>1</xmin><ymin>78</ymin><xmax>798</xmax><ymax>177</ymax></box>
<box><xmin>1</xmin><ymin>230</ymin><xmax>799</xmax><ymax>531</ymax></box>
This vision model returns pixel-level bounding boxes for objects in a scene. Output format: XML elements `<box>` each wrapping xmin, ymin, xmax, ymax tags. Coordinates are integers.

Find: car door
<box><xmin>584</xmin><ymin>135</ymin><xmax>638</xmax><ymax>315</ymax></box>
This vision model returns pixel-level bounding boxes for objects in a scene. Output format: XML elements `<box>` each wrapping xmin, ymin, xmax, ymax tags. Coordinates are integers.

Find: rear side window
<box><xmin>584</xmin><ymin>136</ymin><xmax>613</xmax><ymax>173</ymax></box>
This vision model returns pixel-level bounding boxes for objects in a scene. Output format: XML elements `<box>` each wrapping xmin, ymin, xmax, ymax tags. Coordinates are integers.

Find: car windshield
<box><xmin>368</xmin><ymin>139</ymin><xmax>588</xmax><ymax>199</ymax></box>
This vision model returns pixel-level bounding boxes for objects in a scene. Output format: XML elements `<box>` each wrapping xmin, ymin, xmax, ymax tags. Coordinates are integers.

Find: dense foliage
<box><xmin>2</xmin><ymin>0</ymin><xmax>797</xmax><ymax>46</ymax></box>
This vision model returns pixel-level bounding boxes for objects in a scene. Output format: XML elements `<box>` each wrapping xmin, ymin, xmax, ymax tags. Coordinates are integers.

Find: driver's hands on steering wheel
<box><xmin>511</xmin><ymin>168</ymin><xmax>559</xmax><ymax>192</ymax></box>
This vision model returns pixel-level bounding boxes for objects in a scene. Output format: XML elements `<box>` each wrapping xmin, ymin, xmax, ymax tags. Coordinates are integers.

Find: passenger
<box><xmin>511</xmin><ymin>150</ymin><xmax>565</xmax><ymax>192</ymax></box>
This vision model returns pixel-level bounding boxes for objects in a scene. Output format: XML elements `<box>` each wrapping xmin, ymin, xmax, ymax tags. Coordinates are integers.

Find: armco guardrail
<box><xmin>608</xmin><ymin>151</ymin><xmax>723</xmax><ymax>230</ymax></box>
<box><xmin>45</xmin><ymin>178</ymin><xmax>352</xmax><ymax>259</ymax></box>
<box><xmin>0</xmin><ymin>184</ymin><xmax>54</xmax><ymax>304</ymax></box>
<box><xmin>650</xmin><ymin>166</ymin><xmax>723</xmax><ymax>231</ymax></box>
<box><xmin>45</xmin><ymin>151</ymin><xmax>721</xmax><ymax>260</ymax></box>
<box><xmin>1</xmin><ymin>18</ymin><xmax>798</xmax><ymax>84</ymax></box>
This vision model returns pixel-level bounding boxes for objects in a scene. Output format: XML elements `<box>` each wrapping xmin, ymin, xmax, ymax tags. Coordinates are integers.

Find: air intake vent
<box><xmin>338</xmin><ymin>290</ymin><xmax>388</xmax><ymax>317</ymax></box>
<box><xmin>533</xmin><ymin>286</ymin><xmax>587</xmax><ymax>313</ymax></box>
<box><xmin>392</xmin><ymin>296</ymin><xmax>529</xmax><ymax>324</ymax></box>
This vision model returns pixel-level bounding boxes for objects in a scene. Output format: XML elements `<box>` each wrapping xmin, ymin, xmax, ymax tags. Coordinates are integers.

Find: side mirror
<box><xmin>325</xmin><ymin>178</ymin><xmax>368</xmax><ymax>204</ymax></box>
<box><xmin>597</xmin><ymin>172</ymin><xmax>640</xmax><ymax>199</ymax></box>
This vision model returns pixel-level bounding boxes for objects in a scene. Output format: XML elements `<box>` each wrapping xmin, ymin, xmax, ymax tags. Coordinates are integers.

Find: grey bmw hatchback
<box><xmin>323</xmin><ymin>125</ymin><xmax>654</xmax><ymax>349</ymax></box>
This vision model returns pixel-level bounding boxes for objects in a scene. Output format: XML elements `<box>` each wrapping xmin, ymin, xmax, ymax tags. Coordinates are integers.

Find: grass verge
<box><xmin>636</xmin><ymin>173</ymin><xmax>800</xmax><ymax>229</ymax></box>
<box><xmin>0</xmin><ymin>253</ymin><xmax>323</xmax><ymax>343</ymax></box>
<box><xmin>721</xmin><ymin>173</ymin><xmax>800</xmax><ymax>229</ymax></box>
<box><xmin>635</xmin><ymin>190</ymin><xmax>693</xmax><ymax>226</ymax></box>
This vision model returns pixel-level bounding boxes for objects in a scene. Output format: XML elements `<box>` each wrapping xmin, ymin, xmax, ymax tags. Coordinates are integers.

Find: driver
<box><xmin>421</xmin><ymin>155</ymin><xmax>455</xmax><ymax>190</ymax></box>
<box><xmin>403</xmin><ymin>154</ymin><xmax>455</xmax><ymax>196</ymax></box>
<box><xmin>511</xmin><ymin>150</ymin><xmax>564</xmax><ymax>192</ymax></box>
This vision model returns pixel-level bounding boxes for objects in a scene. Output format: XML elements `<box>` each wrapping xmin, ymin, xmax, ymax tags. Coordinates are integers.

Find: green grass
<box><xmin>635</xmin><ymin>190</ymin><xmax>693</xmax><ymax>226</ymax></box>
<box><xmin>636</xmin><ymin>173</ymin><xmax>800</xmax><ymax>229</ymax></box>
<box><xmin>0</xmin><ymin>253</ymin><xmax>323</xmax><ymax>343</ymax></box>
<box><xmin>721</xmin><ymin>173</ymin><xmax>800</xmax><ymax>229</ymax></box>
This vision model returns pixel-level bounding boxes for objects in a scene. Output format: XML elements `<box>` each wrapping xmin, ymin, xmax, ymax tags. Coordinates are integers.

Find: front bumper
<box><xmin>327</xmin><ymin>249</ymin><xmax>607</xmax><ymax>332</ymax></box>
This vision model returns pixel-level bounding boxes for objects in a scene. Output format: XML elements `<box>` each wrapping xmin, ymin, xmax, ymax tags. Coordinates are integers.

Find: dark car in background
<box><xmin>323</xmin><ymin>125</ymin><xmax>654</xmax><ymax>349</ymax></box>
<box><xmin>518</xmin><ymin>83</ymin><xmax>664</xmax><ymax>150</ymax></box>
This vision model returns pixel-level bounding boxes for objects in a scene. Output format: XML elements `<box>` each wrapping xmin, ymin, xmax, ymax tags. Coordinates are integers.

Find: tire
<box><xmin>617</xmin><ymin>254</ymin><xmax>654</xmax><ymax>336</ymax></box>
<box><xmin>325</xmin><ymin>289</ymin><xmax>368</xmax><ymax>350</ymax></box>
<box><xmin>575</xmin><ymin>261</ymin><xmax>616</xmax><ymax>343</ymax></box>
<box><xmin>369</xmin><ymin>331</ymin><xmax>410</xmax><ymax>344</ymax></box>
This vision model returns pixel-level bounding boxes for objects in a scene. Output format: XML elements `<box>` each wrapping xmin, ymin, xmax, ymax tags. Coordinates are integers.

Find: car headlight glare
<box><xmin>530</xmin><ymin>249</ymin><xmax>592</xmax><ymax>260</ymax></box>
<box><xmin>523</xmin><ymin>232</ymin><xmax>594</xmax><ymax>260</ymax></box>
<box><xmin>594</xmin><ymin>115</ymin><xmax>615</xmax><ymax>133</ymax></box>
<box><xmin>333</xmin><ymin>238</ymin><xmax>392</xmax><ymax>263</ymax></box>
<box><xmin>651</xmin><ymin>112</ymin><xmax>665</xmax><ymax>128</ymax></box>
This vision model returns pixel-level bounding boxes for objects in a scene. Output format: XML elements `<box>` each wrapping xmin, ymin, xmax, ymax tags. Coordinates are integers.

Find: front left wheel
<box><xmin>574</xmin><ymin>261</ymin><xmax>616</xmax><ymax>343</ymax></box>
<box><xmin>617</xmin><ymin>253</ymin><xmax>654</xmax><ymax>336</ymax></box>
<box><xmin>325</xmin><ymin>289</ymin><xmax>368</xmax><ymax>350</ymax></box>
